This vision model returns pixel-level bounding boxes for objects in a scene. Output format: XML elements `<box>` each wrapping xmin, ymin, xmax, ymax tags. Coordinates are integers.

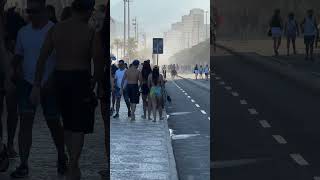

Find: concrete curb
<box><xmin>216</xmin><ymin>43</ymin><xmax>320</xmax><ymax>95</ymax></box>
<box><xmin>163</xmin><ymin>109</ymin><xmax>179</xmax><ymax>180</ymax></box>
<box><xmin>177</xmin><ymin>75</ymin><xmax>210</xmax><ymax>91</ymax></box>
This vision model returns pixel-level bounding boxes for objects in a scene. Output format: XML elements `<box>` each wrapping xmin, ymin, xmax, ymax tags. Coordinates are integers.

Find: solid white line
<box><xmin>259</xmin><ymin>120</ymin><xmax>271</xmax><ymax>128</ymax></box>
<box><xmin>225</xmin><ymin>86</ymin><xmax>232</xmax><ymax>90</ymax></box>
<box><xmin>248</xmin><ymin>108</ymin><xmax>258</xmax><ymax>115</ymax></box>
<box><xmin>187</xmin><ymin>96</ymin><xmax>191</xmax><ymax>98</ymax></box>
<box><xmin>290</xmin><ymin>154</ymin><xmax>309</xmax><ymax>166</ymax></box>
<box><xmin>272</xmin><ymin>135</ymin><xmax>287</xmax><ymax>144</ymax></box>
<box><xmin>201</xmin><ymin>110</ymin><xmax>207</xmax><ymax>114</ymax></box>
<box><xmin>231</xmin><ymin>92</ymin><xmax>239</xmax><ymax>97</ymax></box>
<box><xmin>195</xmin><ymin>104</ymin><xmax>200</xmax><ymax>108</ymax></box>
<box><xmin>191</xmin><ymin>99</ymin><xmax>195</xmax><ymax>103</ymax></box>
<box><xmin>240</xmin><ymin>100</ymin><xmax>247</xmax><ymax>105</ymax></box>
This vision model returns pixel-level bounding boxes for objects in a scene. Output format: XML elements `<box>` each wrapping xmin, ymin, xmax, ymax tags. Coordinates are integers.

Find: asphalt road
<box><xmin>165</xmin><ymin>77</ymin><xmax>210</xmax><ymax>180</ymax></box>
<box><xmin>212</xmin><ymin>48</ymin><xmax>320</xmax><ymax>180</ymax></box>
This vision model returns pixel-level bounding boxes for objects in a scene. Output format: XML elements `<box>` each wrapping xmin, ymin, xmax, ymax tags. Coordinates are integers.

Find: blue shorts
<box><xmin>114</xmin><ymin>86</ymin><xmax>129</xmax><ymax>100</ymax></box>
<box><xmin>304</xmin><ymin>35</ymin><xmax>315</xmax><ymax>45</ymax></box>
<box><xmin>17</xmin><ymin>79</ymin><xmax>60</xmax><ymax>120</ymax></box>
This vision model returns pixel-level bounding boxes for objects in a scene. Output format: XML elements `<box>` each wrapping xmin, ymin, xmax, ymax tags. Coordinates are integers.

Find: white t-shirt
<box><xmin>115</xmin><ymin>68</ymin><xmax>127</xmax><ymax>88</ymax></box>
<box><xmin>15</xmin><ymin>21</ymin><xmax>56</xmax><ymax>85</ymax></box>
<box><xmin>204</xmin><ymin>67</ymin><xmax>209</xmax><ymax>73</ymax></box>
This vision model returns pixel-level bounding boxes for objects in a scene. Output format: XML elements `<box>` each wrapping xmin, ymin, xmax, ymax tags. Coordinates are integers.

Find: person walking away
<box><xmin>194</xmin><ymin>64</ymin><xmax>199</xmax><ymax>80</ymax></box>
<box><xmin>110</xmin><ymin>63</ymin><xmax>118</xmax><ymax>115</ymax></box>
<box><xmin>148</xmin><ymin>65</ymin><xmax>164</xmax><ymax>122</ymax></box>
<box><xmin>162</xmin><ymin>65</ymin><xmax>166</xmax><ymax>79</ymax></box>
<box><xmin>284</xmin><ymin>12</ymin><xmax>299</xmax><ymax>56</ymax></box>
<box><xmin>121</xmin><ymin>60</ymin><xmax>141</xmax><ymax>120</ymax></box>
<box><xmin>301</xmin><ymin>9</ymin><xmax>318</xmax><ymax>61</ymax></box>
<box><xmin>113</xmin><ymin>60</ymin><xmax>131</xmax><ymax>118</ymax></box>
<box><xmin>199</xmin><ymin>65</ymin><xmax>203</xmax><ymax>79</ymax></box>
<box><xmin>140</xmin><ymin>60</ymin><xmax>152</xmax><ymax>120</ymax></box>
<box><xmin>204</xmin><ymin>64</ymin><xmax>209</xmax><ymax>81</ymax></box>
<box><xmin>11</xmin><ymin>0</ymin><xmax>68</xmax><ymax>177</ymax></box>
<box><xmin>31</xmin><ymin>0</ymin><xmax>105</xmax><ymax>179</ymax></box>
<box><xmin>269</xmin><ymin>9</ymin><xmax>283</xmax><ymax>56</ymax></box>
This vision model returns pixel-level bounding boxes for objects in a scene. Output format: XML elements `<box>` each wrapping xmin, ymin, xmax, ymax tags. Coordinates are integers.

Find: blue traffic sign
<box><xmin>153</xmin><ymin>38</ymin><xmax>163</xmax><ymax>54</ymax></box>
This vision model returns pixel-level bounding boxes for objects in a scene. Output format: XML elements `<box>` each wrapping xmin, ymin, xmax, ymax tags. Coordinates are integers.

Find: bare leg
<box><xmin>151</xmin><ymin>96</ymin><xmax>157</xmax><ymax>122</ymax></box>
<box><xmin>5</xmin><ymin>91</ymin><xmax>18</xmax><ymax>155</ymax></box>
<box><xmin>18</xmin><ymin>113</ymin><xmax>35</xmax><ymax>167</ymax></box>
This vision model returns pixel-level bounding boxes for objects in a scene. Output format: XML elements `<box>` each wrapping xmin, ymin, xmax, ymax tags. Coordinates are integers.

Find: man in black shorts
<box><xmin>121</xmin><ymin>60</ymin><xmax>141</xmax><ymax>120</ymax></box>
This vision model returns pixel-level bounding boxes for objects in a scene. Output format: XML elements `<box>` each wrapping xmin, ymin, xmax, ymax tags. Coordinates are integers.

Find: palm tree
<box><xmin>127</xmin><ymin>37</ymin><xmax>138</xmax><ymax>61</ymax></box>
<box><xmin>113</xmin><ymin>38</ymin><xmax>121</xmax><ymax>60</ymax></box>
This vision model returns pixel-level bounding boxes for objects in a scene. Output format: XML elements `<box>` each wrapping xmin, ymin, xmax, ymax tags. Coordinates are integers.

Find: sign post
<box><xmin>153</xmin><ymin>38</ymin><xmax>163</xmax><ymax>66</ymax></box>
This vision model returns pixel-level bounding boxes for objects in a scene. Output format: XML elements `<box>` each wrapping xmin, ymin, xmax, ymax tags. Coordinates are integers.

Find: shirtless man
<box><xmin>121</xmin><ymin>60</ymin><xmax>141</xmax><ymax>120</ymax></box>
<box><xmin>31</xmin><ymin>0</ymin><xmax>105</xmax><ymax>179</ymax></box>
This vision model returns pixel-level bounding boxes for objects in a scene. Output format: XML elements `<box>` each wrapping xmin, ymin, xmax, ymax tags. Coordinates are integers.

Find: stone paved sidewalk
<box><xmin>110</xmin><ymin>99</ymin><xmax>178</xmax><ymax>180</ymax></box>
<box><xmin>0</xmin><ymin>106</ymin><xmax>107</xmax><ymax>180</ymax></box>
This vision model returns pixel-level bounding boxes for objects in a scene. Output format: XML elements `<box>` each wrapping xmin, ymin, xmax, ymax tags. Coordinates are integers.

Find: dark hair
<box><xmin>72</xmin><ymin>0</ymin><xmax>95</xmax><ymax>12</ymax></box>
<box><xmin>27</xmin><ymin>0</ymin><xmax>46</xmax><ymax>5</ymax></box>
<box><xmin>46</xmin><ymin>5</ymin><xmax>58</xmax><ymax>23</ymax></box>
<box><xmin>141</xmin><ymin>62</ymin><xmax>152</xmax><ymax>81</ymax></box>
<box><xmin>60</xmin><ymin>7</ymin><xmax>72</xmax><ymax>21</ymax></box>
<box><xmin>119</xmin><ymin>60</ymin><xmax>124</xmax><ymax>64</ymax></box>
<box><xmin>152</xmin><ymin>67</ymin><xmax>160</xmax><ymax>86</ymax></box>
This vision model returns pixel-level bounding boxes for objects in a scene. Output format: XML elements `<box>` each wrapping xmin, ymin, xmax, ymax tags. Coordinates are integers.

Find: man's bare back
<box><xmin>50</xmin><ymin>18</ymin><xmax>95</xmax><ymax>71</ymax></box>
<box><xmin>126</xmin><ymin>67</ymin><xmax>140</xmax><ymax>84</ymax></box>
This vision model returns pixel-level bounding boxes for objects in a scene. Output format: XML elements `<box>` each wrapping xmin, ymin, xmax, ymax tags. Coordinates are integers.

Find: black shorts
<box><xmin>126</xmin><ymin>84</ymin><xmax>139</xmax><ymax>104</ymax></box>
<box><xmin>141</xmin><ymin>83</ymin><xmax>149</xmax><ymax>95</ymax></box>
<box><xmin>55</xmin><ymin>70</ymin><xmax>95</xmax><ymax>134</ymax></box>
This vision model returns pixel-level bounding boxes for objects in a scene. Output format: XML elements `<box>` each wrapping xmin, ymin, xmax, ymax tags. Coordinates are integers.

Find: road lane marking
<box><xmin>195</xmin><ymin>104</ymin><xmax>200</xmax><ymax>108</ymax></box>
<box><xmin>259</xmin><ymin>120</ymin><xmax>271</xmax><ymax>128</ymax></box>
<box><xmin>219</xmin><ymin>81</ymin><xmax>225</xmax><ymax>85</ymax></box>
<box><xmin>248</xmin><ymin>108</ymin><xmax>258</xmax><ymax>115</ymax></box>
<box><xmin>231</xmin><ymin>92</ymin><xmax>239</xmax><ymax>96</ymax></box>
<box><xmin>185</xmin><ymin>93</ymin><xmax>188</xmax><ymax>95</ymax></box>
<box><xmin>208</xmin><ymin>117</ymin><xmax>210</xmax><ymax>120</ymax></box>
<box><xmin>240</xmin><ymin>100</ymin><xmax>247</xmax><ymax>105</ymax></box>
<box><xmin>187</xmin><ymin>96</ymin><xmax>191</xmax><ymax>98</ymax></box>
<box><xmin>314</xmin><ymin>177</ymin><xmax>320</xmax><ymax>180</ymax></box>
<box><xmin>201</xmin><ymin>110</ymin><xmax>207</xmax><ymax>114</ymax></box>
<box><xmin>215</xmin><ymin>77</ymin><xmax>221</xmax><ymax>80</ymax></box>
<box><xmin>290</xmin><ymin>154</ymin><xmax>309</xmax><ymax>166</ymax></box>
<box><xmin>272</xmin><ymin>135</ymin><xmax>287</xmax><ymax>144</ymax></box>
<box><xmin>191</xmin><ymin>99</ymin><xmax>195</xmax><ymax>103</ymax></box>
<box><xmin>225</xmin><ymin>86</ymin><xmax>232</xmax><ymax>90</ymax></box>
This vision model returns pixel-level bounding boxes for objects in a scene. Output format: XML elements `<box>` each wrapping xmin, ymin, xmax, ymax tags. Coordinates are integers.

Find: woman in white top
<box><xmin>199</xmin><ymin>65</ymin><xmax>203</xmax><ymax>79</ymax></box>
<box><xmin>194</xmin><ymin>64</ymin><xmax>199</xmax><ymax>80</ymax></box>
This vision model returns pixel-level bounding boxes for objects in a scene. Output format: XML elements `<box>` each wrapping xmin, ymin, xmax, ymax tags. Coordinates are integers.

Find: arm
<box><xmin>92</xmin><ymin>31</ymin><xmax>106</xmax><ymax>89</ymax></box>
<box><xmin>34</xmin><ymin>27</ymin><xmax>55</xmax><ymax>87</ymax></box>
<box><xmin>121</xmin><ymin>71</ymin><xmax>127</xmax><ymax>90</ymax></box>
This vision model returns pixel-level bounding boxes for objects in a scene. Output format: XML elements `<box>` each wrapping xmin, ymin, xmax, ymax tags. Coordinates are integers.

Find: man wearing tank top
<box><xmin>301</xmin><ymin>9</ymin><xmax>319</xmax><ymax>61</ymax></box>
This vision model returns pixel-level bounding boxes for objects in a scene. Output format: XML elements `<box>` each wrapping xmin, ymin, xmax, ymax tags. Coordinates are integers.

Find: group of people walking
<box><xmin>194</xmin><ymin>64</ymin><xmax>210</xmax><ymax>80</ymax></box>
<box><xmin>0</xmin><ymin>0</ymin><xmax>108</xmax><ymax>179</ymax></box>
<box><xmin>110</xmin><ymin>59</ymin><xmax>165</xmax><ymax>122</ymax></box>
<box><xmin>269</xmin><ymin>9</ymin><xmax>319</xmax><ymax>60</ymax></box>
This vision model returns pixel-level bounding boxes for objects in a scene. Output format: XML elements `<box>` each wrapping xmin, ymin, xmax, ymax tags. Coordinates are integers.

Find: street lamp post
<box><xmin>123</xmin><ymin>0</ymin><xmax>126</xmax><ymax>58</ymax></box>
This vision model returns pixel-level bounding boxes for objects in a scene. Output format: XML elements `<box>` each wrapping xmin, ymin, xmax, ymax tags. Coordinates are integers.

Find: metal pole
<box><xmin>205</xmin><ymin>11</ymin><xmax>208</xmax><ymax>39</ymax></box>
<box><xmin>123</xmin><ymin>0</ymin><xmax>126</xmax><ymax>58</ymax></box>
<box><xmin>157</xmin><ymin>54</ymin><xmax>159</xmax><ymax>66</ymax></box>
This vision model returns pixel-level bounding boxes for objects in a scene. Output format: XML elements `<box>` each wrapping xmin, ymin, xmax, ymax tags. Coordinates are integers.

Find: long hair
<box><xmin>152</xmin><ymin>67</ymin><xmax>160</xmax><ymax>86</ymax></box>
<box><xmin>141</xmin><ymin>62</ymin><xmax>152</xmax><ymax>81</ymax></box>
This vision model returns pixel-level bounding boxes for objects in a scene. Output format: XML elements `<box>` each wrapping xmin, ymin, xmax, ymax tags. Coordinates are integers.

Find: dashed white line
<box><xmin>219</xmin><ymin>81</ymin><xmax>225</xmax><ymax>85</ymax></box>
<box><xmin>248</xmin><ymin>108</ymin><xmax>258</xmax><ymax>115</ymax></box>
<box><xmin>187</xmin><ymin>96</ymin><xmax>191</xmax><ymax>98</ymax></box>
<box><xmin>215</xmin><ymin>77</ymin><xmax>221</xmax><ymax>80</ymax></box>
<box><xmin>200</xmin><ymin>110</ymin><xmax>207</xmax><ymax>115</ymax></box>
<box><xmin>195</xmin><ymin>104</ymin><xmax>200</xmax><ymax>108</ymax></box>
<box><xmin>225</xmin><ymin>86</ymin><xmax>232</xmax><ymax>90</ymax></box>
<box><xmin>231</xmin><ymin>92</ymin><xmax>239</xmax><ymax>97</ymax></box>
<box><xmin>240</xmin><ymin>100</ymin><xmax>247</xmax><ymax>105</ymax></box>
<box><xmin>191</xmin><ymin>99</ymin><xmax>195</xmax><ymax>103</ymax></box>
<box><xmin>290</xmin><ymin>154</ymin><xmax>309</xmax><ymax>166</ymax></box>
<box><xmin>259</xmin><ymin>120</ymin><xmax>271</xmax><ymax>128</ymax></box>
<box><xmin>272</xmin><ymin>135</ymin><xmax>287</xmax><ymax>144</ymax></box>
<box><xmin>184</xmin><ymin>93</ymin><xmax>188</xmax><ymax>95</ymax></box>
<box><xmin>314</xmin><ymin>177</ymin><xmax>320</xmax><ymax>180</ymax></box>
<box><xmin>208</xmin><ymin>117</ymin><xmax>210</xmax><ymax>120</ymax></box>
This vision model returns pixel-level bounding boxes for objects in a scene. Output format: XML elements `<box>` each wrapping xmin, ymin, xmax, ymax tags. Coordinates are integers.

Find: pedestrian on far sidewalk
<box><xmin>204</xmin><ymin>64</ymin><xmax>209</xmax><ymax>81</ymax></box>
<box><xmin>269</xmin><ymin>9</ymin><xmax>283</xmax><ymax>56</ymax></box>
<box><xmin>199</xmin><ymin>65</ymin><xmax>203</xmax><ymax>79</ymax></box>
<box><xmin>194</xmin><ymin>64</ymin><xmax>199</xmax><ymax>80</ymax></box>
<box><xmin>301</xmin><ymin>9</ymin><xmax>318</xmax><ymax>61</ymax></box>
<box><xmin>284</xmin><ymin>12</ymin><xmax>299</xmax><ymax>56</ymax></box>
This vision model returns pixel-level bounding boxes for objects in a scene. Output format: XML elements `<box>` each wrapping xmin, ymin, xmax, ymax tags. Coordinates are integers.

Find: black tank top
<box><xmin>271</xmin><ymin>16</ymin><xmax>281</xmax><ymax>27</ymax></box>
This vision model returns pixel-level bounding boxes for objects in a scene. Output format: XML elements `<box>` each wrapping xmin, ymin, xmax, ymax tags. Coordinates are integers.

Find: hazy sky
<box><xmin>111</xmin><ymin>0</ymin><xmax>210</xmax><ymax>37</ymax></box>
